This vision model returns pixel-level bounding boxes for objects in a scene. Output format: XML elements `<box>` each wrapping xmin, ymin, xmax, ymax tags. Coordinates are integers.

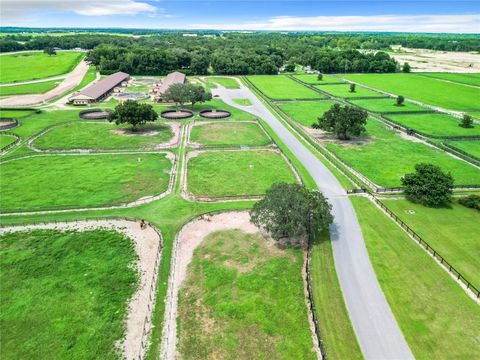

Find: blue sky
<box><xmin>2</xmin><ymin>1</ymin><xmax>479</xmax><ymax>33</ymax></box>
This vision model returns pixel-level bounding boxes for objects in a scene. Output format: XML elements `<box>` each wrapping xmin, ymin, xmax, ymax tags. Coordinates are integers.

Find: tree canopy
<box><xmin>250</xmin><ymin>182</ymin><xmax>333</xmax><ymax>249</ymax></box>
<box><xmin>313</xmin><ymin>103</ymin><xmax>368</xmax><ymax>140</ymax></box>
<box><xmin>108</xmin><ymin>100</ymin><xmax>158</xmax><ymax>130</ymax></box>
<box><xmin>401</xmin><ymin>163</ymin><xmax>454</xmax><ymax>207</ymax></box>
<box><xmin>162</xmin><ymin>83</ymin><xmax>211</xmax><ymax>108</ymax></box>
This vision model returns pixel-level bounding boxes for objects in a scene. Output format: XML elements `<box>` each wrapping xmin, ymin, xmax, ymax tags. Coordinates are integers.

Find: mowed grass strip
<box><xmin>0</xmin><ymin>52</ymin><xmax>83</xmax><ymax>83</ymax></box>
<box><xmin>0</xmin><ymin>229</ymin><xmax>138</xmax><ymax>360</ymax></box>
<box><xmin>0</xmin><ymin>80</ymin><xmax>61</xmax><ymax>96</ymax></box>
<box><xmin>385</xmin><ymin>113</ymin><xmax>480</xmax><ymax>137</ymax></box>
<box><xmin>177</xmin><ymin>229</ymin><xmax>316</xmax><ymax>359</ymax></box>
<box><xmin>447</xmin><ymin>140</ymin><xmax>480</xmax><ymax>158</ymax></box>
<box><xmin>343</xmin><ymin>73</ymin><xmax>480</xmax><ymax>112</ymax></box>
<box><xmin>187</xmin><ymin>150</ymin><xmax>297</xmax><ymax>197</ymax></box>
<box><xmin>383</xmin><ymin>199</ymin><xmax>480</xmax><ymax>288</ymax></box>
<box><xmin>33</xmin><ymin>121</ymin><xmax>174</xmax><ymax>150</ymax></box>
<box><xmin>189</xmin><ymin>122</ymin><xmax>270</xmax><ymax>147</ymax></box>
<box><xmin>314</xmin><ymin>83</ymin><xmax>386</xmax><ymax>98</ymax></box>
<box><xmin>0</xmin><ymin>153</ymin><xmax>172</xmax><ymax>212</ymax></box>
<box><xmin>348</xmin><ymin>98</ymin><xmax>429</xmax><ymax>113</ymax></box>
<box><xmin>325</xmin><ymin>120</ymin><xmax>480</xmax><ymax>187</ymax></box>
<box><xmin>208</xmin><ymin>76</ymin><xmax>240</xmax><ymax>89</ymax></box>
<box><xmin>351</xmin><ymin>197</ymin><xmax>480</xmax><ymax>359</ymax></box>
<box><xmin>419</xmin><ymin>73</ymin><xmax>480</xmax><ymax>87</ymax></box>
<box><xmin>278</xmin><ymin>100</ymin><xmax>337</xmax><ymax>127</ymax></box>
<box><xmin>233</xmin><ymin>98</ymin><xmax>252</xmax><ymax>106</ymax></box>
<box><xmin>247</xmin><ymin>75</ymin><xmax>324</xmax><ymax>100</ymax></box>
<box><xmin>293</xmin><ymin>74</ymin><xmax>344</xmax><ymax>84</ymax></box>
<box><xmin>0</xmin><ymin>134</ymin><xmax>17</xmax><ymax>148</ymax></box>
<box><xmin>310</xmin><ymin>231</ymin><xmax>363</xmax><ymax>359</ymax></box>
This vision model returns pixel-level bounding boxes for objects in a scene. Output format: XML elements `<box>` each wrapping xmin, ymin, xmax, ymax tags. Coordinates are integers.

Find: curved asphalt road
<box><xmin>213</xmin><ymin>82</ymin><xmax>414</xmax><ymax>360</ymax></box>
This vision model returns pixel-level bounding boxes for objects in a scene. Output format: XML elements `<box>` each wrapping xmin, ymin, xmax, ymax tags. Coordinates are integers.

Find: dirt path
<box><xmin>160</xmin><ymin>211</ymin><xmax>259</xmax><ymax>359</ymax></box>
<box><xmin>0</xmin><ymin>59</ymin><xmax>89</xmax><ymax>107</ymax></box>
<box><xmin>0</xmin><ymin>220</ymin><xmax>162</xmax><ymax>360</ymax></box>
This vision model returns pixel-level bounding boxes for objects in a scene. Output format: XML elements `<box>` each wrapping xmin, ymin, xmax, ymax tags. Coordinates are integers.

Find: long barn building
<box><xmin>69</xmin><ymin>72</ymin><xmax>130</xmax><ymax>105</ymax></box>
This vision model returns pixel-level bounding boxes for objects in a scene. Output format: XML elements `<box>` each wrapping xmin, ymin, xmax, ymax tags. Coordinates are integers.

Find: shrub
<box><xmin>458</xmin><ymin>195</ymin><xmax>480</xmax><ymax>210</ymax></box>
<box><xmin>349</xmin><ymin>83</ymin><xmax>356</xmax><ymax>93</ymax></box>
<box><xmin>459</xmin><ymin>114</ymin><xmax>473</xmax><ymax>128</ymax></box>
<box><xmin>396</xmin><ymin>95</ymin><xmax>405</xmax><ymax>106</ymax></box>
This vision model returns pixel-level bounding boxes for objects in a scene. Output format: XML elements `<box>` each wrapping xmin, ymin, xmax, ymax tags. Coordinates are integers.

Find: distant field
<box><xmin>385</xmin><ymin>113</ymin><xmax>480</xmax><ymax>137</ymax></box>
<box><xmin>293</xmin><ymin>74</ymin><xmax>344</xmax><ymax>84</ymax></box>
<box><xmin>0</xmin><ymin>80</ymin><xmax>60</xmax><ymax>96</ymax></box>
<box><xmin>0</xmin><ymin>153</ymin><xmax>172</xmax><ymax>212</ymax></box>
<box><xmin>278</xmin><ymin>100</ymin><xmax>336</xmax><ymax>127</ymax></box>
<box><xmin>419</xmin><ymin>73</ymin><xmax>480</xmax><ymax>87</ymax></box>
<box><xmin>447</xmin><ymin>140</ymin><xmax>480</xmax><ymax>158</ymax></box>
<box><xmin>208</xmin><ymin>76</ymin><xmax>240</xmax><ymax>89</ymax></box>
<box><xmin>33</xmin><ymin>121</ymin><xmax>174</xmax><ymax>150</ymax></box>
<box><xmin>0</xmin><ymin>134</ymin><xmax>17</xmax><ymax>148</ymax></box>
<box><xmin>187</xmin><ymin>150</ymin><xmax>297</xmax><ymax>197</ymax></box>
<box><xmin>343</xmin><ymin>73</ymin><xmax>480</xmax><ymax>112</ymax></box>
<box><xmin>0</xmin><ymin>52</ymin><xmax>83</xmax><ymax>83</ymax></box>
<box><xmin>315</xmin><ymin>83</ymin><xmax>385</xmax><ymax>98</ymax></box>
<box><xmin>325</xmin><ymin>120</ymin><xmax>480</xmax><ymax>187</ymax></box>
<box><xmin>0</xmin><ymin>229</ymin><xmax>137</xmax><ymax>360</ymax></box>
<box><xmin>351</xmin><ymin>197</ymin><xmax>480</xmax><ymax>360</ymax></box>
<box><xmin>348</xmin><ymin>98</ymin><xmax>429</xmax><ymax>113</ymax></box>
<box><xmin>189</xmin><ymin>122</ymin><xmax>270</xmax><ymax>147</ymax></box>
<box><xmin>177</xmin><ymin>229</ymin><xmax>316</xmax><ymax>359</ymax></box>
<box><xmin>384</xmin><ymin>199</ymin><xmax>480</xmax><ymax>288</ymax></box>
<box><xmin>247</xmin><ymin>76</ymin><xmax>324</xmax><ymax>100</ymax></box>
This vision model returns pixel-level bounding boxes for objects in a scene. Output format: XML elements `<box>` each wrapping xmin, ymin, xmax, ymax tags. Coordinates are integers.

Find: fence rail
<box><xmin>0</xmin><ymin>132</ymin><xmax>20</xmax><ymax>152</ymax></box>
<box><xmin>369</xmin><ymin>194</ymin><xmax>480</xmax><ymax>299</ymax></box>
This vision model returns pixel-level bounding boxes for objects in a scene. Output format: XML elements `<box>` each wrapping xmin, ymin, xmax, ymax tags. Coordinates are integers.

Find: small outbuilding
<box><xmin>69</xmin><ymin>71</ymin><xmax>130</xmax><ymax>105</ymax></box>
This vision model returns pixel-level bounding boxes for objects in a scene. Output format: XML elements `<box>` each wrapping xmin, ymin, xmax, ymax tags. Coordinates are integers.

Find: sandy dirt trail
<box><xmin>0</xmin><ymin>220</ymin><xmax>162</xmax><ymax>360</ymax></box>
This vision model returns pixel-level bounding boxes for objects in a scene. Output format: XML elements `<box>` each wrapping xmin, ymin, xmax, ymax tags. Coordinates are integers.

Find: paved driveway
<box><xmin>213</xmin><ymin>81</ymin><xmax>414</xmax><ymax>360</ymax></box>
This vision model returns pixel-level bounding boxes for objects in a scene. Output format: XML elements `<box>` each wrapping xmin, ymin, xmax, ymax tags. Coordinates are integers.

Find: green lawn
<box><xmin>0</xmin><ymin>80</ymin><xmax>60</xmax><ymax>96</ymax></box>
<box><xmin>351</xmin><ymin>197</ymin><xmax>480</xmax><ymax>359</ymax></box>
<box><xmin>177</xmin><ymin>229</ymin><xmax>316</xmax><ymax>359</ymax></box>
<box><xmin>247</xmin><ymin>76</ymin><xmax>324</xmax><ymax>100</ymax></box>
<box><xmin>325</xmin><ymin>120</ymin><xmax>480</xmax><ymax>187</ymax></box>
<box><xmin>33</xmin><ymin>121</ymin><xmax>174</xmax><ymax>150</ymax></box>
<box><xmin>189</xmin><ymin>122</ymin><xmax>270</xmax><ymax>147</ymax></box>
<box><xmin>383</xmin><ymin>199</ymin><xmax>480</xmax><ymax>289</ymax></box>
<box><xmin>419</xmin><ymin>73</ymin><xmax>480</xmax><ymax>87</ymax></box>
<box><xmin>348</xmin><ymin>98</ymin><xmax>429</xmax><ymax>113</ymax></box>
<box><xmin>0</xmin><ymin>153</ymin><xmax>172</xmax><ymax>212</ymax></box>
<box><xmin>278</xmin><ymin>100</ymin><xmax>337</xmax><ymax>127</ymax></box>
<box><xmin>447</xmin><ymin>140</ymin><xmax>480</xmax><ymax>158</ymax></box>
<box><xmin>0</xmin><ymin>109</ymin><xmax>36</xmax><ymax>118</ymax></box>
<box><xmin>233</xmin><ymin>98</ymin><xmax>252</xmax><ymax>106</ymax></box>
<box><xmin>208</xmin><ymin>76</ymin><xmax>240</xmax><ymax>89</ymax></box>
<box><xmin>0</xmin><ymin>134</ymin><xmax>17</xmax><ymax>149</ymax></box>
<box><xmin>187</xmin><ymin>150</ymin><xmax>298</xmax><ymax>197</ymax></box>
<box><xmin>343</xmin><ymin>73</ymin><xmax>480</xmax><ymax>112</ymax></box>
<box><xmin>385</xmin><ymin>113</ymin><xmax>480</xmax><ymax>137</ymax></box>
<box><xmin>310</xmin><ymin>231</ymin><xmax>363</xmax><ymax>359</ymax></box>
<box><xmin>293</xmin><ymin>74</ymin><xmax>344</xmax><ymax>85</ymax></box>
<box><xmin>0</xmin><ymin>52</ymin><xmax>84</xmax><ymax>83</ymax></box>
<box><xmin>314</xmin><ymin>83</ymin><xmax>386</xmax><ymax>98</ymax></box>
<box><xmin>0</xmin><ymin>229</ymin><xmax>137</xmax><ymax>360</ymax></box>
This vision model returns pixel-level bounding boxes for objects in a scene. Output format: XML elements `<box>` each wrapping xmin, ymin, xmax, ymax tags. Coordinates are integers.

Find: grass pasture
<box><xmin>385</xmin><ymin>113</ymin><xmax>480</xmax><ymax>137</ymax></box>
<box><xmin>0</xmin><ymin>80</ymin><xmax>60</xmax><ymax>96</ymax></box>
<box><xmin>247</xmin><ymin>75</ymin><xmax>324</xmax><ymax>100</ymax></box>
<box><xmin>325</xmin><ymin>120</ymin><xmax>480</xmax><ymax>187</ymax></box>
<box><xmin>343</xmin><ymin>73</ymin><xmax>480</xmax><ymax>113</ymax></box>
<box><xmin>189</xmin><ymin>121</ymin><xmax>270</xmax><ymax>147</ymax></box>
<box><xmin>383</xmin><ymin>199</ymin><xmax>480</xmax><ymax>288</ymax></box>
<box><xmin>0</xmin><ymin>134</ymin><xmax>17</xmax><ymax>149</ymax></box>
<box><xmin>208</xmin><ymin>76</ymin><xmax>240</xmax><ymax>89</ymax></box>
<box><xmin>0</xmin><ymin>229</ymin><xmax>137</xmax><ymax>360</ymax></box>
<box><xmin>447</xmin><ymin>140</ymin><xmax>480</xmax><ymax>158</ymax></box>
<box><xmin>419</xmin><ymin>73</ymin><xmax>480</xmax><ymax>87</ymax></box>
<box><xmin>33</xmin><ymin>121</ymin><xmax>174</xmax><ymax>151</ymax></box>
<box><xmin>177</xmin><ymin>229</ymin><xmax>316</xmax><ymax>359</ymax></box>
<box><xmin>348</xmin><ymin>98</ymin><xmax>429</xmax><ymax>113</ymax></box>
<box><xmin>278</xmin><ymin>100</ymin><xmax>336</xmax><ymax>127</ymax></box>
<box><xmin>187</xmin><ymin>150</ymin><xmax>298</xmax><ymax>198</ymax></box>
<box><xmin>315</xmin><ymin>83</ymin><xmax>385</xmax><ymax>98</ymax></box>
<box><xmin>351</xmin><ymin>197</ymin><xmax>480</xmax><ymax>359</ymax></box>
<box><xmin>0</xmin><ymin>52</ymin><xmax>84</xmax><ymax>83</ymax></box>
<box><xmin>293</xmin><ymin>74</ymin><xmax>344</xmax><ymax>84</ymax></box>
<box><xmin>0</xmin><ymin>153</ymin><xmax>172</xmax><ymax>212</ymax></box>
<box><xmin>0</xmin><ymin>109</ymin><xmax>36</xmax><ymax>118</ymax></box>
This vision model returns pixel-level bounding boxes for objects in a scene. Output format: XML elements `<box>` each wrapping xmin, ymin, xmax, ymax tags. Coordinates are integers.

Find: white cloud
<box><xmin>190</xmin><ymin>14</ymin><xmax>480</xmax><ymax>33</ymax></box>
<box><xmin>1</xmin><ymin>0</ymin><xmax>158</xmax><ymax>20</ymax></box>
